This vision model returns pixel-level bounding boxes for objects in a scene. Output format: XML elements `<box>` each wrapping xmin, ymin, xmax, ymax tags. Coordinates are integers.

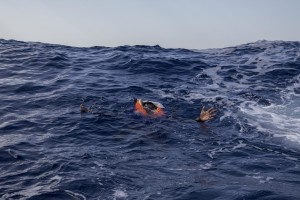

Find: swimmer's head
<box><xmin>135</xmin><ymin>99</ymin><xmax>165</xmax><ymax>117</ymax></box>
<box><xmin>80</xmin><ymin>104</ymin><xmax>89</xmax><ymax>113</ymax></box>
<box><xmin>143</xmin><ymin>102</ymin><xmax>158</xmax><ymax>114</ymax></box>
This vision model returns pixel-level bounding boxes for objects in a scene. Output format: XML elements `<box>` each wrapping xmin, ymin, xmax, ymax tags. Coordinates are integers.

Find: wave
<box><xmin>1</xmin><ymin>39</ymin><xmax>300</xmax><ymax>199</ymax></box>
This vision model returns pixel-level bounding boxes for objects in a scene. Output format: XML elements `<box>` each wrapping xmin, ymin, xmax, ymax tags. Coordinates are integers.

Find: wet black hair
<box><xmin>143</xmin><ymin>102</ymin><xmax>157</xmax><ymax>114</ymax></box>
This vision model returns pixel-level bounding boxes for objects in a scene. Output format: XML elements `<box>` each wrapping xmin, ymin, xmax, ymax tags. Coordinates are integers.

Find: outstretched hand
<box><xmin>197</xmin><ymin>106</ymin><xmax>216</xmax><ymax>122</ymax></box>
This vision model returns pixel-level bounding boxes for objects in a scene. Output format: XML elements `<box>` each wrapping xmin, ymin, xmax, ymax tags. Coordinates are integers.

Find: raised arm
<box><xmin>196</xmin><ymin>106</ymin><xmax>216</xmax><ymax>122</ymax></box>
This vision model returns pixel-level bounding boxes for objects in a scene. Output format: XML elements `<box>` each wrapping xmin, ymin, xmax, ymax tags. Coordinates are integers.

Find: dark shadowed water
<box><xmin>0</xmin><ymin>39</ymin><xmax>300</xmax><ymax>200</ymax></box>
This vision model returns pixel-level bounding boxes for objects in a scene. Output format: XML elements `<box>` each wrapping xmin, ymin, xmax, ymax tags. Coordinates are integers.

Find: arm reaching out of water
<box><xmin>196</xmin><ymin>106</ymin><xmax>216</xmax><ymax>122</ymax></box>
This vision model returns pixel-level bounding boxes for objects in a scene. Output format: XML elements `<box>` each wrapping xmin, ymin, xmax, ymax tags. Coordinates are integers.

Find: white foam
<box><xmin>200</xmin><ymin>47</ymin><xmax>300</xmax><ymax>145</ymax></box>
<box><xmin>1</xmin><ymin>178</ymin><xmax>68</xmax><ymax>200</ymax></box>
<box><xmin>239</xmin><ymin>99</ymin><xmax>300</xmax><ymax>144</ymax></box>
<box><xmin>200</xmin><ymin>162</ymin><xmax>212</xmax><ymax>170</ymax></box>
<box><xmin>247</xmin><ymin>174</ymin><xmax>274</xmax><ymax>184</ymax></box>
<box><xmin>284</xmin><ymin>74</ymin><xmax>300</xmax><ymax>100</ymax></box>
<box><xmin>48</xmin><ymin>175</ymin><xmax>63</xmax><ymax>188</ymax></box>
<box><xmin>232</xmin><ymin>140</ymin><xmax>247</xmax><ymax>150</ymax></box>
<box><xmin>65</xmin><ymin>190</ymin><xmax>87</xmax><ymax>200</ymax></box>
<box><xmin>113</xmin><ymin>189</ymin><xmax>128</xmax><ymax>199</ymax></box>
<box><xmin>159</xmin><ymin>42</ymin><xmax>300</xmax><ymax>146</ymax></box>
<box><xmin>94</xmin><ymin>161</ymin><xmax>104</xmax><ymax>168</ymax></box>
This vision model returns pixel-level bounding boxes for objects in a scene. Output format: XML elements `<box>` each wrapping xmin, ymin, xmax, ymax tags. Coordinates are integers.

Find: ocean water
<box><xmin>0</xmin><ymin>39</ymin><xmax>300</xmax><ymax>200</ymax></box>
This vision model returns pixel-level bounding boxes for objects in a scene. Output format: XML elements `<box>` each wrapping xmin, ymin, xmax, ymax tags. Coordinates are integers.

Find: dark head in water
<box><xmin>135</xmin><ymin>99</ymin><xmax>165</xmax><ymax>117</ymax></box>
<box><xmin>143</xmin><ymin>102</ymin><xmax>158</xmax><ymax>114</ymax></box>
<box><xmin>80</xmin><ymin>104</ymin><xmax>90</xmax><ymax>113</ymax></box>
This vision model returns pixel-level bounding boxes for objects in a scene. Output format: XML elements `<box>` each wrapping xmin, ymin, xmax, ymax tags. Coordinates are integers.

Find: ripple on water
<box><xmin>0</xmin><ymin>39</ymin><xmax>300</xmax><ymax>199</ymax></box>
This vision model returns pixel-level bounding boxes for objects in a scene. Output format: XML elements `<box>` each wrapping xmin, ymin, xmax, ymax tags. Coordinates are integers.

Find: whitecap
<box><xmin>113</xmin><ymin>189</ymin><xmax>128</xmax><ymax>199</ymax></box>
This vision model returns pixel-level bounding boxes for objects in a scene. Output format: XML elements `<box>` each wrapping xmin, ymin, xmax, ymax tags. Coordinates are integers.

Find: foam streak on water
<box><xmin>0</xmin><ymin>39</ymin><xmax>300</xmax><ymax>199</ymax></box>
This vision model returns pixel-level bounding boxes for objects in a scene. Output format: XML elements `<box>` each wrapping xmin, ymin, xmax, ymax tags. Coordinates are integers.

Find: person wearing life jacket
<box><xmin>135</xmin><ymin>99</ymin><xmax>165</xmax><ymax>117</ymax></box>
<box><xmin>134</xmin><ymin>99</ymin><xmax>216</xmax><ymax>122</ymax></box>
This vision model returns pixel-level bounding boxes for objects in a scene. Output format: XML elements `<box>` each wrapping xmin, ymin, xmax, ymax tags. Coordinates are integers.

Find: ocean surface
<box><xmin>0</xmin><ymin>39</ymin><xmax>300</xmax><ymax>200</ymax></box>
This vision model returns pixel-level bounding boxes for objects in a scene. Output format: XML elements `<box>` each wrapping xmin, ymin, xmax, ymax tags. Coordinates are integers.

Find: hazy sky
<box><xmin>1</xmin><ymin>0</ymin><xmax>300</xmax><ymax>49</ymax></box>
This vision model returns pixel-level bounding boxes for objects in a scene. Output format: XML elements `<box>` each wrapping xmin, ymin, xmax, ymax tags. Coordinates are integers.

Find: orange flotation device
<box><xmin>135</xmin><ymin>99</ymin><xmax>165</xmax><ymax>117</ymax></box>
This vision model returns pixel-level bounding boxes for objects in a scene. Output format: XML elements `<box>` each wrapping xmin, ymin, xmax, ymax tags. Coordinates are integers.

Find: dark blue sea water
<box><xmin>0</xmin><ymin>39</ymin><xmax>300</xmax><ymax>200</ymax></box>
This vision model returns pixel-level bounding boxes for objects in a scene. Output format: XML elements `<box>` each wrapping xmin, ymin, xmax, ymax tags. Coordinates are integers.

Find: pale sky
<box><xmin>1</xmin><ymin>0</ymin><xmax>300</xmax><ymax>49</ymax></box>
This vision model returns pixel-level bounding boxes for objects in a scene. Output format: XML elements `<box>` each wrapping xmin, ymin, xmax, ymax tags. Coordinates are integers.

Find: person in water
<box><xmin>80</xmin><ymin>99</ymin><xmax>216</xmax><ymax>122</ymax></box>
<box><xmin>134</xmin><ymin>99</ymin><xmax>216</xmax><ymax>122</ymax></box>
<box><xmin>134</xmin><ymin>99</ymin><xmax>165</xmax><ymax>117</ymax></box>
